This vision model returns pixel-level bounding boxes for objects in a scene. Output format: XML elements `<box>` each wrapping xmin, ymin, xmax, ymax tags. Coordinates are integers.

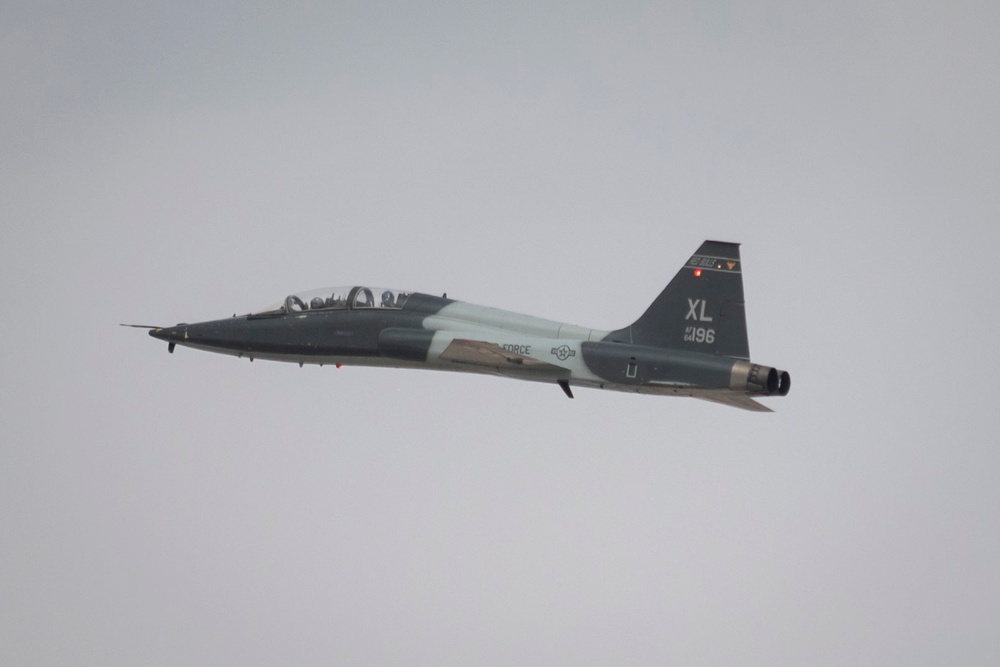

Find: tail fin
<box><xmin>608</xmin><ymin>240</ymin><xmax>751</xmax><ymax>359</ymax></box>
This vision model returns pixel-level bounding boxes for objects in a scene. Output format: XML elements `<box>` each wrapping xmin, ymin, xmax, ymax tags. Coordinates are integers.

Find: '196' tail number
<box><xmin>684</xmin><ymin>327</ymin><xmax>715</xmax><ymax>344</ymax></box>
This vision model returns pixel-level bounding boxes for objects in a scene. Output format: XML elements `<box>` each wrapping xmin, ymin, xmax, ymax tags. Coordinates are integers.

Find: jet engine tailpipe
<box><xmin>778</xmin><ymin>370</ymin><xmax>791</xmax><ymax>396</ymax></box>
<box><xmin>733</xmin><ymin>362</ymin><xmax>790</xmax><ymax>397</ymax></box>
<box><xmin>748</xmin><ymin>364</ymin><xmax>779</xmax><ymax>394</ymax></box>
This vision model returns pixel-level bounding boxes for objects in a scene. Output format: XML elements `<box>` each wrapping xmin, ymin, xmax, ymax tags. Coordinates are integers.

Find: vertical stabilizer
<box><xmin>607</xmin><ymin>240</ymin><xmax>750</xmax><ymax>359</ymax></box>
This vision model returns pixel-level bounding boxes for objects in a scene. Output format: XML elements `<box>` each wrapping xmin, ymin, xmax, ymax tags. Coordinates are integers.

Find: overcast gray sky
<box><xmin>3</xmin><ymin>1</ymin><xmax>999</xmax><ymax>664</ymax></box>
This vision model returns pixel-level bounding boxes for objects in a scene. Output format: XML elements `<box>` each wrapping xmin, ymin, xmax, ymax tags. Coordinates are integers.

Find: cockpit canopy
<box><xmin>251</xmin><ymin>287</ymin><xmax>410</xmax><ymax>316</ymax></box>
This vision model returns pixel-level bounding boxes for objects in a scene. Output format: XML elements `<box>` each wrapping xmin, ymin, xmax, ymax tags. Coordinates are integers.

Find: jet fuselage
<box><xmin>144</xmin><ymin>241</ymin><xmax>790</xmax><ymax>411</ymax></box>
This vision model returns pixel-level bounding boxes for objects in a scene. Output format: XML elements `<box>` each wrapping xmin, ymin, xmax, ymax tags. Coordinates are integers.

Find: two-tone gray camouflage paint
<box><xmin>143</xmin><ymin>241</ymin><xmax>790</xmax><ymax>411</ymax></box>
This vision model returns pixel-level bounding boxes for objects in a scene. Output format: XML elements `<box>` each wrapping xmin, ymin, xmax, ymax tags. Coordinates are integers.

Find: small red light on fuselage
<box><xmin>694</xmin><ymin>269</ymin><xmax>702</xmax><ymax>277</ymax></box>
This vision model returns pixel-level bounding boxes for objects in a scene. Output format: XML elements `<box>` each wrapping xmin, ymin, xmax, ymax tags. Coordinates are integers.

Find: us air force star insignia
<box><xmin>551</xmin><ymin>345</ymin><xmax>576</xmax><ymax>361</ymax></box>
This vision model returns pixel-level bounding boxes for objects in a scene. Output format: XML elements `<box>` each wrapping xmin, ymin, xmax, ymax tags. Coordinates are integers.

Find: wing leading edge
<box><xmin>439</xmin><ymin>339</ymin><xmax>566</xmax><ymax>377</ymax></box>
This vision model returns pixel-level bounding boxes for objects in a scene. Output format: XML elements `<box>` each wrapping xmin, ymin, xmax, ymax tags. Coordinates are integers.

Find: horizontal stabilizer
<box><xmin>691</xmin><ymin>392</ymin><xmax>774</xmax><ymax>412</ymax></box>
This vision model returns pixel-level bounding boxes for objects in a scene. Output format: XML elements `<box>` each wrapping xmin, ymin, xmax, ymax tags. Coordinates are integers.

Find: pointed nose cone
<box><xmin>149</xmin><ymin>325</ymin><xmax>183</xmax><ymax>342</ymax></box>
<box><xmin>149</xmin><ymin>325</ymin><xmax>185</xmax><ymax>353</ymax></box>
<box><xmin>147</xmin><ymin>318</ymin><xmax>254</xmax><ymax>355</ymax></box>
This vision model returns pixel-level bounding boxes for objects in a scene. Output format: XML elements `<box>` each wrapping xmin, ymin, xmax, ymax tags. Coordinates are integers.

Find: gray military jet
<box><xmin>134</xmin><ymin>240</ymin><xmax>790</xmax><ymax>411</ymax></box>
